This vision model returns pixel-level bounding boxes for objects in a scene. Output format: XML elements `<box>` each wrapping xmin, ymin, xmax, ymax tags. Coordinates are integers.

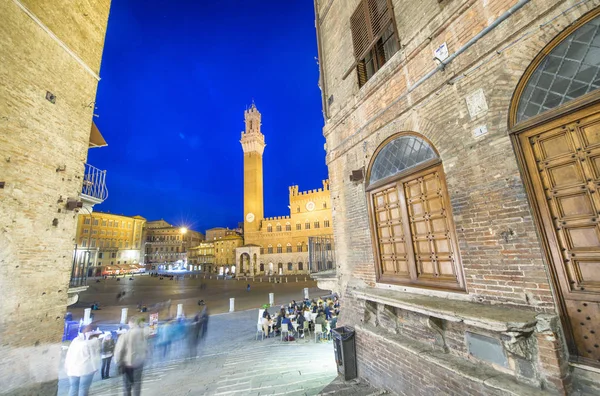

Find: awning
<box><xmin>89</xmin><ymin>122</ymin><xmax>108</xmax><ymax>148</ymax></box>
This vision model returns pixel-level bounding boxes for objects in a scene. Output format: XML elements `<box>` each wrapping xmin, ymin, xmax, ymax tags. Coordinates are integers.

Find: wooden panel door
<box><xmin>372</xmin><ymin>186</ymin><xmax>412</xmax><ymax>281</ymax></box>
<box><xmin>404</xmin><ymin>166</ymin><xmax>462</xmax><ymax>289</ymax></box>
<box><xmin>520</xmin><ymin>104</ymin><xmax>600</xmax><ymax>365</ymax></box>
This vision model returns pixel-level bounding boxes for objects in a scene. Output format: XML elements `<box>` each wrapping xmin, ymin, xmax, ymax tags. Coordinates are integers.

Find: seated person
<box><xmin>296</xmin><ymin>313</ymin><xmax>307</xmax><ymax>338</ymax></box>
<box><xmin>329</xmin><ymin>312</ymin><xmax>338</xmax><ymax>331</ymax></box>
<box><xmin>281</xmin><ymin>313</ymin><xmax>295</xmax><ymax>335</ymax></box>
<box><xmin>315</xmin><ymin>311</ymin><xmax>328</xmax><ymax>330</ymax></box>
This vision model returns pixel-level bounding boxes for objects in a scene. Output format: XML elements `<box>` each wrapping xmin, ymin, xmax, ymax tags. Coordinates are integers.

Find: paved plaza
<box><xmin>59</xmin><ymin>309</ymin><xmax>339</xmax><ymax>396</ymax></box>
<box><xmin>70</xmin><ymin>275</ymin><xmax>324</xmax><ymax>324</ymax></box>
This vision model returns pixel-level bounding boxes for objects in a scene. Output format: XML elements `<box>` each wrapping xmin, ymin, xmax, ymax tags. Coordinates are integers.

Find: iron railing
<box><xmin>81</xmin><ymin>163</ymin><xmax>108</xmax><ymax>201</ymax></box>
<box><xmin>308</xmin><ymin>235</ymin><xmax>336</xmax><ymax>273</ymax></box>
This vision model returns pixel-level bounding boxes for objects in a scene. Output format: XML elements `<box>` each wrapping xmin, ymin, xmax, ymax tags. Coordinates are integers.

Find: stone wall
<box><xmin>0</xmin><ymin>1</ymin><xmax>111</xmax><ymax>394</ymax></box>
<box><xmin>315</xmin><ymin>0</ymin><xmax>600</xmax><ymax>393</ymax></box>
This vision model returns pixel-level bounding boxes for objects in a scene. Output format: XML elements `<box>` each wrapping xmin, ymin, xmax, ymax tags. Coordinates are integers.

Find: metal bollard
<box><xmin>304</xmin><ymin>288</ymin><xmax>309</xmax><ymax>300</ymax></box>
<box><xmin>229</xmin><ymin>298</ymin><xmax>235</xmax><ymax>312</ymax></box>
<box><xmin>269</xmin><ymin>292</ymin><xmax>274</xmax><ymax>307</ymax></box>
<box><xmin>120</xmin><ymin>308</ymin><xmax>128</xmax><ymax>324</ymax></box>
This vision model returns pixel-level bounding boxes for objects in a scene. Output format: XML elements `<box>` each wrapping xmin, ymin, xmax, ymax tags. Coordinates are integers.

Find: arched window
<box><xmin>267</xmin><ymin>224</ymin><xmax>272</xmax><ymax>232</ymax></box>
<box><xmin>277</xmin><ymin>244</ymin><xmax>282</xmax><ymax>253</ymax></box>
<box><xmin>285</xmin><ymin>222</ymin><xmax>291</xmax><ymax>231</ymax></box>
<box><xmin>286</xmin><ymin>243</ymin><xmax>292</xmax><ymax>253</ymax></box>
<box><xmin>367</xmin><ymin>133</ymin><xmax>464</xmax><ymax>291</ymax></box>
<box><xmin>324</xmin><ymin>219</ymin><xmax>330</xmax><ymax>228</ymax></box>
<box><xmin>514</xmin><ymin>14</ymin><xmax>600</xmax><ymax>125</ymax></box>
<box><xmin>314</xmin><ymin>221</ymin><xmax>320</xmax><ymax>229</ymax></box>
<box><xmin>267</xmin><ymin>245</ymin><xmax>273</xmax><ymax>254</ymax></box>
<box><xmin>296</xmin><ymin>222</ymin><xmax>301</xmax><ymax>231</ymax></box>
<box><xmin>276</xmin><ymin>223</ymin><xmax>282</xmax><ymax>232</ymax></box>
<box><xmin>297</xmin><ymin>243</ymin><xmax>302</xmax><ymax>252</ymax></box>
<box><xmin>298</xmin><ymin>262</ymin><xmax>303</xmax><ymax>271</ymax></box>
<box><xmin>288</xmin><ymin>262</ymin><xmax>293</xmax><ymax>271</ymax></box>
<box><xmin>305</xmin><ymin>221</ymin><xmax>310</xmax><ymax>230</ymax></box>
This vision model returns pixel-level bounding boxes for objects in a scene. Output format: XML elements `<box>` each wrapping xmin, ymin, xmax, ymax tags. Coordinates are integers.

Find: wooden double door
<box><xmin>519</xmin><ymin>103</ymin><xmax>600</xmax><ymax>365</ymax></box>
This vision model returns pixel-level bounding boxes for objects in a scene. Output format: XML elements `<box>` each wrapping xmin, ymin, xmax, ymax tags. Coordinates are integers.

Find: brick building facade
<box><xmin>314</xmin><ymin>0</ymin><xmax>600</xmax><ymax>394</ymax></box>
<box><xmin>0</xmin><ymin>1</ymin><xmax>111</xmax><ymax>394</ymax></box>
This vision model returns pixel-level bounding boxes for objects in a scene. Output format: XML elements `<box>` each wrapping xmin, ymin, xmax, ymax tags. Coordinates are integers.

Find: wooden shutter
<box><xmin>367</xmin><ymin>0</ymin><xmax>391</xmax><ymax>40</ymax></box>
<box><xmin>350</xmin><ymin>0</ymin><xmax>371</xmax><ymax>58</ymax></box>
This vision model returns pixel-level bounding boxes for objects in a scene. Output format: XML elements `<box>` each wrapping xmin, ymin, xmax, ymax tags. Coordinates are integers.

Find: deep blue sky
<box><xmin>89</xmin><ymin>0</ymin><xmax>327</xmax><ymax>233</ymax></box>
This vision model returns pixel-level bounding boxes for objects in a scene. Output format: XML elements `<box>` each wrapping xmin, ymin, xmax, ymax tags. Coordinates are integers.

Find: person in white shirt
<box><xmin>64</xmin><ymin>325</ymin><xmax>101</xmax><ymax>396</ymax></box>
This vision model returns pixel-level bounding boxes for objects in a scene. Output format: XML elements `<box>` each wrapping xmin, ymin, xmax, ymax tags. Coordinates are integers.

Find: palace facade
<box><xmin>74</xmin><ymin>212</ymin><xmax>146</xmax><ymax>276</ymax></box>
<box><xmin>144</xmin><ymin>219</ymin><xmax>204</xmax><ymax>270</ymax></box>
<box><xmin>235</xmin><ymin>104</ymin><xmax>334</xmax><ymax>275</ymax></box>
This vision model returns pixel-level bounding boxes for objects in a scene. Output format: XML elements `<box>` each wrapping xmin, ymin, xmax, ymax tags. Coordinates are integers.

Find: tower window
<box><xmin>323</xmin><ymin>202</ymin><xmax>327</xmax><ymax>208</ymax></box>
<box><xmin>277</xmin><ymin>244</ymin><xmax>282</xmax><ymax>254</ymax></box>
<box><xmin>314</xmin><ymin>221</ymin><xmax>320</xmax><ymax>229</ymax></box>
<box><xmin>296</xmin><ymin>223</ymin><xmax>301</xmax><ymax>231</ymax></box>
<box><xmin>267</xmin><ymin>224</ymin><xmax>272</xmax><ymax>232</ymax></box>
<box><xmin>286</xmin><ymin>223</ymin><xmax>291</xmax><ymax>231</ymax></box>
<box><xmin>268</xmin><ymin>245</ymin><xmax>273</xmax><ymax>254</ymax></box>
<box><xmin>324</xmin><ymin>220</ymin><xmax>330</xmax><ymax>227</ymax></box>
<box><xmin>286</xmin><ymin>243</ymin><xmax>292</xmax><ymax>253</ymax></box>
<box><xmin>297</xmin><ymin>206</ymin><xmax>300</xmax><ymax>213</ymax></box>
<box><xmin>276</xmin><ymin>224</ymin><xmax>282</xmax><ymax>232</ymax></box>
<box><xmin>305</xmin><ymin>222</ymin><xmax>310</xmax><ymax>230</ymax></box>
<box><xmin>297</xmin><ymin>243</ymin><xmax>302</xmax><ymax>252</ymax></box>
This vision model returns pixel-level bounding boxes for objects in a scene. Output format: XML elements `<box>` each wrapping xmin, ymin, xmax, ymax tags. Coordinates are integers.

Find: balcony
<box><xmin>80</xmin><ymin>163</ymin><xmax>108</xmax><ymax>209</ymax></box>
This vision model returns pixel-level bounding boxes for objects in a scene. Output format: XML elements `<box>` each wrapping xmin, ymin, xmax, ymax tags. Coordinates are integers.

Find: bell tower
<box><xmin>240</xmin><ymin>103</ymin><xmax>265</xmax><ymax>234</ymax></box>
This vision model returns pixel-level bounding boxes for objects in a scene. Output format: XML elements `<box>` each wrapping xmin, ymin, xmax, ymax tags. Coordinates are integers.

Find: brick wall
<box><xmin>0</xmin><ymin>1</ymin><xmax>110</xmax><ymax>394</ymax></box>
<box><xmin>316</xmin><ymin>0</ymin><xmax>600</xmax><ymax>393</ymax></box>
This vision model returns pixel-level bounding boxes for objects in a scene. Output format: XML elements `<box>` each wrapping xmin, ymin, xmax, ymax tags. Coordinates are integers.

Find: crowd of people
<box><xmin>64</xmin><ymin>308</ymin><xmax>208</xmax><ymax>396</ymax></box>
<box><xmin>260</xmin><ymin>295</ymin><xmax>340</xmax><ymax>341</ymax></box>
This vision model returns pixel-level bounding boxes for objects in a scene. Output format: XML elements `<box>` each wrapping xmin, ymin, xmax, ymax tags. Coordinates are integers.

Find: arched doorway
<box><xmin>510</xmin><ymin>9</ymin><xmax>600</xmax><ymax>365</ymax></box>
<box><xmin>268</xmin><ymin>262</ymin><xmax>274</xmax><ymax>275</ymax></box>
<box><xmin>278</xmin><ymin>262</ymin><xmax>283</xmax><ymax>275</ymax></box>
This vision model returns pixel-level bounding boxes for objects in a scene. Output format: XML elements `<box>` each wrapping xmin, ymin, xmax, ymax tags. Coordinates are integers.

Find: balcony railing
<box><xmin>81</xmin><ymin>163</ymin><xmax>108</xmax><ymax>202</ymax></box>
<box><xmin>308</xmin><ymin>235</ymin><xmax>336</xmax><ymax>273</ymax></box>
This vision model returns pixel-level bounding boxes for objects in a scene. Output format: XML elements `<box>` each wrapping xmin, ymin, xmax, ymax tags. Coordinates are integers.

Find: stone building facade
<box><xmin>236</xmin><ymin>104</ymin><xmax>334</xmax><ymax>275</ymax></box>
<box><xmin>73</xmin><ymin>212</ymin><xmax>145</xmax><ymax>276</ymax></box>
<box><xmin>0</xmin><ymin>1</ymin><xmax>111</xmax><ymax>394</ymax></box>
<box><xmin>314</xmin><ymin>0</ymin><xmax>600</xmax><ymax>394</ymax></box>
<box><xmin>187</xmin><ymin>241</ymin><xmax>215</xmax><ymax>271</ymax></box>
<box><xmin>144</xmin><ymin>219</ymin><xmax>204</xmax><ymax>270</ymax></box>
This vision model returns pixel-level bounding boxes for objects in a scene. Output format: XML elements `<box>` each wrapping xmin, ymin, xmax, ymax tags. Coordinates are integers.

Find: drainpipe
<box><xmin>314</xmin><ymin>0</ymin><xmax>329</xmax><ymax>121</ymax></box>
<box><xmin>408</xmin><ymin>0</ymin><xmax>531</xmax><ymax>96</ymax></box>
<box><xmin>329</xmin><ymin>0</ymin><xmax>531</xmax><ymax>155</ymax></box>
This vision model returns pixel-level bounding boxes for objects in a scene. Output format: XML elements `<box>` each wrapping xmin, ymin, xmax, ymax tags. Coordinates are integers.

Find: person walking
<box><xmin>114</xmin><ymin>317</ymin><xmax>148</xmax><ymax>396</ymax></box>
<box><xmin>246</xmin><ymin>283</ymin><xmax>250</xmax><ymax>292</ymax></box>
<box><xmin>100</xmin><ymin>333</ymin><xmax>115</xmax><ymax>379</ymax></box>
<box><xmin>64</xmin><ymin>325</ymin><xmax>101</xmax><ymax>396</ymax></box>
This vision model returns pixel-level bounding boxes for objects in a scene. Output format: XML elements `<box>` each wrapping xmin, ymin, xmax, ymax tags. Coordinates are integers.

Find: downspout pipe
<box><xmin>409</xmin><ymin>0</ymin><xmax>531</xmax><ymax>96</ymax></box>
<box><xmin>328</xmin><ymin>0</ymin><xmax>531</xmax><ymax>157</ymax></box>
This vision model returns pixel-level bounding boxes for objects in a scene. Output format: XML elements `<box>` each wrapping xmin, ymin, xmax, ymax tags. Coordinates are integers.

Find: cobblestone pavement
<box><xmin>58</xmin><ymin>309</ymin><xmax>343</xmax><ymax>396</ymax></box>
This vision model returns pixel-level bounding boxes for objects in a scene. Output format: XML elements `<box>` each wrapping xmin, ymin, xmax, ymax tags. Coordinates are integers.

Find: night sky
<box><xmin>89</xmin><ymin>0</ymin><xmax>328</xmax><ymax>233</ymax></box>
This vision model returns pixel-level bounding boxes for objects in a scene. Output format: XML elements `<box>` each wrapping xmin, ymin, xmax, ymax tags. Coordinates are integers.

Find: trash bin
<box><xmin>332</xmin><ymin>326</ymin><xmax>357</xmax><ymax>380</ymax></box>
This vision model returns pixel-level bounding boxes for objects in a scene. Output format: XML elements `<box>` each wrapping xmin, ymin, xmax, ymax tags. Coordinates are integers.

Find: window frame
<box><xmin>366</xmin><ymin>133</ymin><xmax>466</xmax><ymax>291</ymax></box>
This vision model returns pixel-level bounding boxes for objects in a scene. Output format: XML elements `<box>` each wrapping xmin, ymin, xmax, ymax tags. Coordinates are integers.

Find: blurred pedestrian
<box><xmin>64</xmin><ymin>324</ymin><xmax>102</xmax><ymax>396</ymax></box>
<box><xmin>115</xmin><ymin>317</ymin><xmax>148</xmax><ymax>396</ymax></box>
<box><xmin>246</xmin><ymin>284</ymin><xmax>250</xmax><ymax>292</ymax></box>
<box><xmin>100</xmin><ymin>333</ymin><xmax>115</xmax><ymax>379</ymax></box>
